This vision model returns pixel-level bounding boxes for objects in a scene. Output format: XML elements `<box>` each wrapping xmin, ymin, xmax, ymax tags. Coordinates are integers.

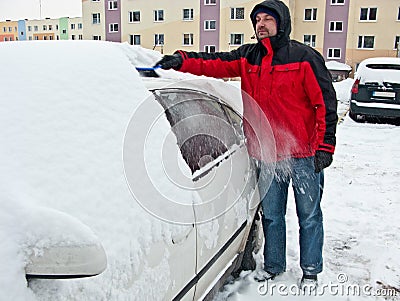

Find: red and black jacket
<box><xmin>176</xmin><ymin>0</ymin><xmax>338</xmax><ymax>161</ymax></box>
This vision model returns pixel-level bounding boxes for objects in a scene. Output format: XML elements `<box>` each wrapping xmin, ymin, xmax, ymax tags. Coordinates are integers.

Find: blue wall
<box><xmin>18</xmin><ymin>20</ymin><xmax>26</xmax><ymax>41</ymax></box>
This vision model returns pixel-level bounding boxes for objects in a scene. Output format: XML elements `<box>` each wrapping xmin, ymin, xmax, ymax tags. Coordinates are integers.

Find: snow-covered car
<box><xmin>350</xmin><ymin>57</ymin><xmax>400</xmax><ymax>121</ymax></box>
<box><xmin>0</xmin><ymin>41</ymin><xmax>267</xmax><ymax>301</ymax></box>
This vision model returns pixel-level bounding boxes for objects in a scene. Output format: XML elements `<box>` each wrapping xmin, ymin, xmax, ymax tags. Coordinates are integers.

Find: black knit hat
<box><xmin>251</xmin><ymin>7</ymin><xmax>280</xmax><ymax>28</ymax></box>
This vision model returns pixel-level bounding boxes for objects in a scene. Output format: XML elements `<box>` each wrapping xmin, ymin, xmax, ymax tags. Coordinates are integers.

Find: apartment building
<box><xmin>82</xmin><ymin>0</ymin><xmax>259</xmax><ymax>53</ymax></box>
<box><xmin>0</xmin><ymin>20</ymin><xmax>19</xmax><ymax>42</ymax></box>
<box><xmin>292</xmin><ymin>0</ymin><xmax>400</xmax><ymax>70</ymax></box>
<box><xmin>0</xmin><ymin>17</ymin><xmax>83</xmax><ymax>41</ymax></box>
<box><xmin>1</xmin><ymin>1</ymin><xmax>399</xmax><ymax>73</ymax></box>
<box><xmin>82</xmin><ymin>0</ymin><xmax>400</xmax><ymax>72</ymax></box>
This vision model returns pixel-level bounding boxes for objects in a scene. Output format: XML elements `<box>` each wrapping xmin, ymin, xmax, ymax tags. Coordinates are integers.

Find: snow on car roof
<box><xmin>355</xmin><ymin>57</ymin><xmax>400</xmax><ymax>84</ymax></box>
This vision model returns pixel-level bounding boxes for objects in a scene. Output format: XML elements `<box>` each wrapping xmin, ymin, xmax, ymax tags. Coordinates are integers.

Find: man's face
<box><xmin>255</xmin><ymin>12</ymin><xmax>278</xmax><ymax>40</ymax></box>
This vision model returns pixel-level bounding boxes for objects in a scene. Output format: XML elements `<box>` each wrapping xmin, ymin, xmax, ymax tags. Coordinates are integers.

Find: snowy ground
<box><xmin>213</xmin><ymin>80</ymin><xmax>400</xmax><ymax>301</ymax></box>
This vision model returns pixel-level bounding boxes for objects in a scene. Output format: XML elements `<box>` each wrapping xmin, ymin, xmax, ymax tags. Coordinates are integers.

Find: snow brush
<box><xmin>135</xmin><ymin>65</ymin><xmax>161</xmax><ymax>78</ymax></box>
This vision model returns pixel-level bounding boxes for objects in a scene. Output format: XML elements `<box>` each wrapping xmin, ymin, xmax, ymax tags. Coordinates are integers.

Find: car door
<box><xmin>188</xmin><ymin>99</ymin><xmax>259</xmax><ymax>300</ymax></box>
<box><xmin>150</xmin><ymin>86</ymin><xmax>258</xmax><ymax>300</ymax></box>
<box><xmin>124</xmin><ymin>91</ymin><xmax>197</xmax><ymax>301</ymax></box>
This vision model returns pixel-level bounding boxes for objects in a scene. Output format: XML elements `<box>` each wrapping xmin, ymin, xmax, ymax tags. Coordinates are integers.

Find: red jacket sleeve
<box><xmin>303</xmin><ymin>53</ymin><xmax>338</xmax><ymax>154</ymax></box>
<box><xmin>176</xmin><ymin>50</ymin><xmax>242</xmax><ymax>79</ymax></box>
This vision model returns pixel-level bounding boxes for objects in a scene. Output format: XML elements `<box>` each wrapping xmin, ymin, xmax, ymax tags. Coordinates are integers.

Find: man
<box><xmin>155</xmin><ymin>0</ymin><xmax>337</xmax><ymax>288</ymax></box>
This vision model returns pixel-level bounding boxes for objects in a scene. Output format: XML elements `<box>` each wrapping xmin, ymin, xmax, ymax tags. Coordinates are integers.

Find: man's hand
<box><xmin>154</xmin><ymin>53</ymin><xmax>183</xmax><ymax>70</ymax></box>
<box><xmin>314</xmin><ymin>150</ymin><xmax>333</xmax><ymax>173</ymax></box>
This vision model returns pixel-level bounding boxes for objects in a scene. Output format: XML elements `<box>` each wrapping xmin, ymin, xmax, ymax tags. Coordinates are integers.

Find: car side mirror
<box><xmin>24</xmin><ymin>207</ymin><xmax>107</xmax><ymax>279</ymax></box>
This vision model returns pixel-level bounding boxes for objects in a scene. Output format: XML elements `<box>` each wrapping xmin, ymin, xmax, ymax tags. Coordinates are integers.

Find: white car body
<box><xmin>0</xmin><ymin>41</ymin><xmax>263</xmax><ymax>300</ymax></box>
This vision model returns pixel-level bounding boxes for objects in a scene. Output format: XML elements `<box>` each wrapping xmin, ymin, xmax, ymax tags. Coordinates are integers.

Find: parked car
<box><xmin>350</xmin><ymin>57</ymin><xmax>400</xmax><ymax>121</ymax></box>
<box><xmin>0</xmin><ymin>41</ymin><xmax>265</xmax><ymax>301</ymax></box>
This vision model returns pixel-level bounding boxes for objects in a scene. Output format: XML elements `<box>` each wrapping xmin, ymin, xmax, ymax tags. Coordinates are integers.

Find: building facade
<box><xmin>1</xmin><ymin>0</ymin><xmax>399</xmax><ymax>73</ymax></box>
<box><xmin>292</xmin><ymin>0</ymin><xmax>400</xmax><ymax>70</ymax></box>
<box><xmin>0</xmin><ymin>17</ymin><xmax>83</xmax><ymax>42</ymax></box>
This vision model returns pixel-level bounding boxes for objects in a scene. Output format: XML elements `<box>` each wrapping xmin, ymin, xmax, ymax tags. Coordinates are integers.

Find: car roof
<box><xmin>355</xmin><ymin>57</ymin><xmax>400</xmax><ymax>83</ymax></box>
<box><xmin>359</xmin><ymin>57</ymin><xmax>400</xmax><ymax>66</ymax></box>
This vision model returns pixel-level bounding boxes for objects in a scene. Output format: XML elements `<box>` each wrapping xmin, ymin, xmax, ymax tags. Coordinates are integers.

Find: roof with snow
<box><xmin>325</xmin><ymin>60</ymin><xmax>352</xmax><ymax>71</ymax></box>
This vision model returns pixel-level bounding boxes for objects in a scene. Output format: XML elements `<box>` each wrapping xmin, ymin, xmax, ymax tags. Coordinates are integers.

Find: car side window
<box><xmin>153</xmin><ymin>88</ymin><xmax>243</xmax><ymax>175</ymax></box>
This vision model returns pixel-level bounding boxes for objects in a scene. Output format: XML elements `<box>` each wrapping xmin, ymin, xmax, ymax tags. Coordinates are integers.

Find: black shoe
<box><xmin>254</xmin><ymin>270</ymin><xmax>278</xmax><ymax>282</ymax></box>
<box><xmin>299</xmin><ymin>274</ymin><xmax>318</xmax><ymax>290</ymax></box>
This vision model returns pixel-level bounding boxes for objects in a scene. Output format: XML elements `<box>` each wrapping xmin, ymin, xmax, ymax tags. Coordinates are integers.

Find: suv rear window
<box><xmin>366</xmin><ymin>64</ymin><xmax>400</xmax><ymax>70</ymax></box>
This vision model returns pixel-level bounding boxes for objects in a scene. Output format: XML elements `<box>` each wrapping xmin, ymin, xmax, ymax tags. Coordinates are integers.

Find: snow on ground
<box><xmin>213</xmin><ymin>80</ymin><xmax>400</xmax><ymax>301</ymax></box>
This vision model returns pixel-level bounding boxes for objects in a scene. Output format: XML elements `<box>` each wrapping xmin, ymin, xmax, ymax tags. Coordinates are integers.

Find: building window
<box><xmin>303</xmin><ymin>34</ymin><xmax>316</xmax><ymax>47</ymax></box>
<box><xmin>43</xmin><ymin>25</ymin><xmax>47</xmax><ymax>30</ymax></box>
<box><xmin>56</xmin><ymin>25</ymin><xmax>59</xmax><ymax>30</ymax></box>
<box><xmin>230</xmin><ymin>33</ymin><xmax>244</xmax><ymax>45</ymax></box>
<box><xmin>49</xmin><ymin>35</ymin><xmax>53</xmax><ymax>40</ymax></box>
<box><xmin>92</xmin><ymin>0</ymin><xmax>100</xmax><ymax>2</ymax></box>
<box><xmin>28</xmin><ymin>26</ymin><xmax>32</xmax><ymax>31</ymax></box>
<box><xmin>360</xmin><ymin>8</ymin><xmax>377</xmax><ymax>21</ymax></box>
<box><xmin>183</xmin><ymin>33</ymin><xmax>193</xmax><ymax>45</ymax></box>
<box><xmin>34</xmin><ymin>26</ymin><xmax>38</xmax><ymax>31</ymax></box>
<box><xmin>93</xmin><ymin>35</ymin><xmax>101</xmax><ymax>40</ymax></box>
<box><xmin>329</xmin><ymin>21</ymin><xmax>343</xmax><ymax>32</ymax></box>
<box><xmin>43</xmin><ymin>36</ymin><xmax>47</xmax><ymax>40</ymax></box>
<box><xmin>71</xmin><ymin>35</ymin><xmax>75</xmax><ymax>40</ymax></box>
<box><xmin>129</xmin><ymin>11</ymin><xmax>140</xmax><ymax>22</ymax></box>
<box><xmin>304</xmin><ymin>8</ymin><xmax>317</xmax><ymax>21</ymax></box>
<box><xmin>154</xmin><ymin>33</ymin><xmax>164</xmax><ymax>46</ymax></box>
<box><xmin>154</xmin><ymin>10</ymin><xmax>164</xmax><ymax>22</ymax></box>
<box><xmin>109</xmin><ymin>23</ymin><xmax>119</xmax><ymax>33</ymax></box>
<box><xmin>79</xmin><ymin>34</ymin><xmax>83</xmax><ymax>40</ymax></box>
<box><xmin>231</xmin><ymin>8</ymin><xmax>245</xmax><ymax>20</ymax></box>
<box><xmin>331</xmin><ymin>0</ymin><xmax>344</xmax><ymax>5</ymax></box>
<box><xmin>395</xmin><ymin>36</ymin><xmax>400</xmax><ymax>50</ymax></box>
<box><xmin>397</xmin><ymin>7</ymin><xmax>400</xmax><ymax>20</ymax></box>
<box><xmin>78</xmin><ymin>23</ymin><xmax>82</xmax><ymax>29</ymax></box>
<box><xmin>204</xmin><ymin>45</ymin><xmax>216</xmax><ymax>53</ymax></box>
<box><xmin>2</xmin><ymin>27</ymin><xmax>5</xmax><ymax>33</ymax></box>
<box><xmin>129</xmin><ymin>34</ymin><xmax>140</xmax><ymax>45</ymax></box>
<box><xmin>8</xmin><ymin>27</ymin><xmax>12</xmax><ymax>32</ymax></box>
<box><xmin>108</xmin><ymin>0</ymin><xmax>118</xmax><ymax>10</ymax></box>
<box><xmin>358</xmin><ymin>35</ymin><xmax>375</xmax><ymax>49</ymax></box>
<box><xmin>62</xmin><ymin>29</ymin><xmax>67</xmax><ymax>34</ymax></box>
<box><xmin>327</xmin><ymin>48</ymin><xmax>341</xmax><ymax>59</ymax></box>
<box><xmin>49</xmin><ymin>25</ymin><xmax>52</xmax><ymax>30</ymax></box>
<box><xmin>204</xmin><ymin>20</ymin><xmax>216</xmax><ymax>30</ymax></box>
<box><xmin>92</xmin><ymin>13</ymin><xmax>101</xmax><ymax>24</ymax></box>
<box><xmin>205</xmin><ymin>0</ymin><xmax>216</xmax><ymax>5</ymax></box>
<box><xmin>71</xmin><ymin>24</ymin><xmax>76</xmax><ymax>30</ymax></box>
<box><xmin>183</xmin><ymin>8</ymin><xmax>194</xmax><ymax>21</ymax></box>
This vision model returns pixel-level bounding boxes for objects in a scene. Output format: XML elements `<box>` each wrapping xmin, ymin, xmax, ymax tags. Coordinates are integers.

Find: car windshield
<box><xmin>366</xmin><ymin>64</ymin><xmax>400</xmax><ymax>70</ymax></box>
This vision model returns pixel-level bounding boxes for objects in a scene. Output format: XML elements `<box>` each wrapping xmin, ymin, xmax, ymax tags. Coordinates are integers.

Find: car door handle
<box><xmin>172</xmin><ymin>224</ymin><xmax>194</xmax><ymax>245</ymax></box>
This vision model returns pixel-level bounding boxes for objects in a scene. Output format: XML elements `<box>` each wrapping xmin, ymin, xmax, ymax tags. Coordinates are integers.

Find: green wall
<box><xmin>59</xmin><ymin>17</ymin><xmax>69</xmax><ymax>40</ymax></box>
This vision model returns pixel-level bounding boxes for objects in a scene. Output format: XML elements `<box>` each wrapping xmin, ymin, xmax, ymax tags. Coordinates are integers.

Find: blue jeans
<box><xmin>257</xmin><ymin>157</ymin><xmax>324</xmax><ymax>276</ymax></box>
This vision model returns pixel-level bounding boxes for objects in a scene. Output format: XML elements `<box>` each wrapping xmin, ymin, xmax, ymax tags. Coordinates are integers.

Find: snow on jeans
<box><xmin>257</xmin><ymin>156</ymin><xmax>324</xmax><ymax>276</ymax></box>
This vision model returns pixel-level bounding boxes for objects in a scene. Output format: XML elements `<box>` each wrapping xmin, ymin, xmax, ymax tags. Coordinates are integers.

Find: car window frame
<box><xmin>151</xmin><ymin>87</ymin><xmax>245</xmax><ymax>181</ymax></box>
